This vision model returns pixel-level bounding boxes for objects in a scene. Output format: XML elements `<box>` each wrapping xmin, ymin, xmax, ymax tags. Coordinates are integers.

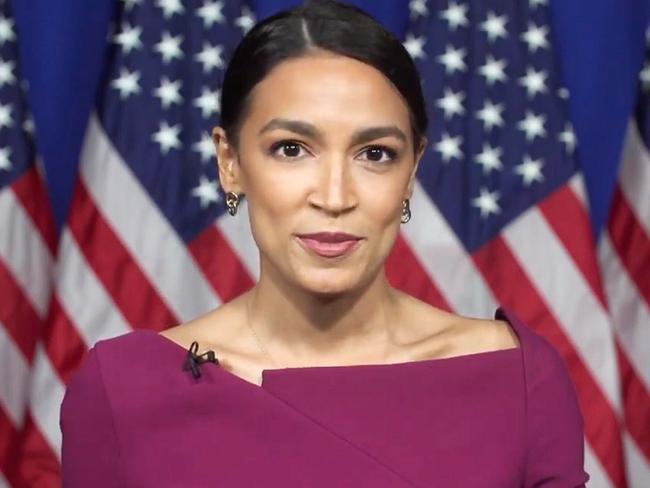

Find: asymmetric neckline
<box><xmin>148</xmin><ymin>307</ymin><xmax>523</xmax><ymax>389</ymax></box>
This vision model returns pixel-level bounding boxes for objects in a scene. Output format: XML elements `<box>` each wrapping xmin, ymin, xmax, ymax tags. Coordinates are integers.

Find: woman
<box><xmin>60</xmin><ymin>1</ymin><xmax>589</xmax><ymax>486</ymax></box>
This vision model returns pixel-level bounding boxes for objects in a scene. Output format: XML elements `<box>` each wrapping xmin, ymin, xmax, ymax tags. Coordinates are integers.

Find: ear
<box><xmin>212</xmin><ymin>126</ymin><xmax>244</xmax><ymax>194</ymax></box>
<box><xmin>405</xmin><ymin>136</ymin><xmax>427</xmax><ymax>199</ymax></box>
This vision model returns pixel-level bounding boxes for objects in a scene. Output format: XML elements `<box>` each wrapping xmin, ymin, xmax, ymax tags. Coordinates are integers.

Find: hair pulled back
<box><xmin>219</xmin><ymin>0</ymin><xmax>428</xmax><ymax>149</ymax></box>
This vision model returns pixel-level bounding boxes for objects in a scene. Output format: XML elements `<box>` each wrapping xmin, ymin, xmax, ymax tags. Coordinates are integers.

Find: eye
<box><xmin>269</xmin><ymin>140</ymin><xmax>309</xmax><ymax>159</ymax></box>
<box><xmin>357</xmin><ymin>145</ymin><xmax>398</xmax><ymax>164</ymax></box>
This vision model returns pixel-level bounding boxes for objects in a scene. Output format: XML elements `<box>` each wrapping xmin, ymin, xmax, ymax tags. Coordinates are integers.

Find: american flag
<box><xmin>0</xmin><ymin>0</ymin><xmax>57</xmax><ymax>486</ymax></box>
<box><xmin>0</xmin><ymin>0</ymin><xmax>648</xmax><ymax>486</ymax></box>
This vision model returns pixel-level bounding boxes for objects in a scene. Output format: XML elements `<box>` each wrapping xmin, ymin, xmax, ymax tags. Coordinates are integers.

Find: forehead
<box><xmin>243</xmin><ymin>53</ymin><xmax>412</xmax><ymax>133</ymax></box>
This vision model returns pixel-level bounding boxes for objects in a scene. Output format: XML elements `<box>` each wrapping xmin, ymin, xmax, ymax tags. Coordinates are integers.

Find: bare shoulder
<box><xmin>158</xmin><ymin>294</ymin><xmax>248</xmax><ymax>355</ymax></box>
<box><xmin>398</xmin><ymin>293</ymin><xmax>520</xmax><ymax>358</ymax></box>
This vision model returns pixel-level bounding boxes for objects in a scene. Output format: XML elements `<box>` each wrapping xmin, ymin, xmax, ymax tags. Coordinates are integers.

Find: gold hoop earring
<box><xmin>226</xmin><ymin>191</ymin><xmax>240</xmax><ymax>216</ymax></box>
<box><xmin>401</xmin><ymin>198</ymin><xmax>411</xmax><ymax>224</ymax></box>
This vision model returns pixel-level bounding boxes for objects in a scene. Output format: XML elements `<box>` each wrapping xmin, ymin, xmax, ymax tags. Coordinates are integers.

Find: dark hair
<box><xmin>219</xmin><ymin>0</ymin><xmax>428</xmax><ymax>150</ymax></box>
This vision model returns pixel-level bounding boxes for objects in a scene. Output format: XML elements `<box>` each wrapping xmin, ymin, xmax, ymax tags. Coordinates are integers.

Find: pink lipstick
<box><xmin>296</xmin><ymin>232</ymin><xmax>362</xmax><ymax>258</ymax></box>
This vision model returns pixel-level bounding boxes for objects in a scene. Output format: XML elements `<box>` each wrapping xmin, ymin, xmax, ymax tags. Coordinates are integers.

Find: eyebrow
<box><xmin>258</xmin><ymin>118</ymin><xmax>407</xmax><ymax>145</ymax></box>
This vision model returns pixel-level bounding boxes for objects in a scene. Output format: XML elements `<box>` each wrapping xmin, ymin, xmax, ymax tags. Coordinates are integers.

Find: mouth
<box><xmin>295</xmin><ymin>232</ymin><xmax>363</xmax><ymax>258</ymax></box>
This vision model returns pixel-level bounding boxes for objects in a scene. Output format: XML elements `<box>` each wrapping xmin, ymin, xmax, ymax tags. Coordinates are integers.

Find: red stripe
<box><xmin>68</xmin><ymin>181</ymin><xmax>177</xmax><ymax>330</ymax></box>
<box><xmin>386</xmin><ymin>234</ymin><xmax>452</xmax><ymax>311</ymax></box>
<box><xmin>0</xmin><ymin>405</ymin><xmax>20</xmax><ymax>483</ymax></box>
<box><xmin>43</xmin><ymin>295</ymin><xmax>90</xmax><ymax>385</ymax></box>
<box><xmin>11</xmin><ymin>166</ymin><xmax>58</xmax><ymax>255</ymax></box>
<box><xmin>0</xmin><ymin>259</ymin><xmax>41</xmax><ymax>361</ymax></box>
<box><xmin>473</xmin><ymin>236</ymin><xmax>628</xmax><ymax>488</ymax></box>
<box><xmin>616</xmin><ymin>341</ymin><xmax>650</xmax><ymax>463</ymax></box>
<box><xmin>538</xmin><ymin>184</ymin><xmax>607</xmax><ymax>307</ymax></box>
<box><xmin>544</xmin><ymin>185</ymin><xmax>650</xmax><ymax>467</ymax></box>
<box><xmin>10</xmin><ymin>411</ymin><xmax>61</xmax><ymax>488</ymax></box>
<box><xmin>188</xmin><ymin>225</ymin><xmax>254</xmax><ymax>301</ymax></box>
<box><xmin>608</xmin><ymin>186</ymin><xmax>650</xmax><ymax>306</ymax></box>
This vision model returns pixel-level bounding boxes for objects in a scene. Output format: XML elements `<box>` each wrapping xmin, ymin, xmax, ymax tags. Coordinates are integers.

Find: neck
<box><xmin>245</xmin><ymin>266</ymin><xmax>403</xmax><ymax>366</ymax></box>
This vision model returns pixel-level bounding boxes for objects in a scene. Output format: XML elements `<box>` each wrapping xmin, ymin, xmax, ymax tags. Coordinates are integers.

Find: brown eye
<box><xmin>270</xmin><ymin>140</ymin><xmax>308</xmax><ymax>159</ymax></box>
<box><xmin>358</xmin><ymin>145</ymin><xmax>398</xmax><ymax>164</ymax></box>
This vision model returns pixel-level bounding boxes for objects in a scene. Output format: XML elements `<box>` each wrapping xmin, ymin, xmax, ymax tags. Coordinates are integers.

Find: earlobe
<box><xmin>212</xmin><ymin>126</ymin><xmax>242</xmax><ymax>193</ymax></box>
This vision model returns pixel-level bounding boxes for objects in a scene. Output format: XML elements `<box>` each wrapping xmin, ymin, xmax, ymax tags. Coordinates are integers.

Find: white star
<box><xmin>194</xmin><ymin>87</ymin><xmax>220</xmax><ymax>118</ymax></box>
<box><xmin>23</xmin><ymin>115</ymin><xmax>34</xmax><ymax>134</ymax></box>
<box><xmin>195</xmin><ymin>43</ymin><xmax>224</xmax><ymax>73</ymax></box>
<box><xmin>434</xmin><ymin>132</ymin><xmax>463</xmax><ymax>162</ymax></box>
<box><xmin>156</xmin><ymin>0</ymin><xmax>184</xmax><ymax>18</ymax></box>
<box><xmin>0</xmin><ymin>147</ymin><xmax>11</xmax><ymax>171</ymax></box>
<box><xmin>480</xmin><ymin>11</ymin><xmax>507</xmax><ymax>42</ymax></box>
<box><xmin>409</xmin><ymin>0</ymin><xmax>428</xmax><ymax>18</ymax></box>
<box><xmin>440</xmin><ymin>2</ymin><xmax>468</xmax><ymax>30</ymax></box>
<box><xmin>437</xmin><ymin>88</ymin><xmax>465</xmax><ymax>119</ymax></box>
<box><xmin>155</xmin><ymin>32</ymin><xmax>184</xmax><ymax>63</ymax></box>
<box><xmin>0</xmin><ymin>102</ymin><xmax>13</xmax><ymax>130</ymax></box>
<box><xmin>403</xmin><ymin>34</ymin><xmax>426</xmax><ymax>60</ymax></box>
<box><xmin>154</xmin><ymin>77</ymin><xmax>183</xmax><ymax>109</ymax></box>
<box><xmin>558</xmin><ymin>122</ymin><xmax>577</xmax><ymax>153</ymax></box>
<box><xmin>472</xmin><ymin>187</ymin><xmax>501</xmax><ymax>218</ymax></box>
<box><xmin>475</xmin><ymin>100</ymin><xmax>504</xmax><ymax>130</ymax></box>
<box><xmin>111</xmin><ymin>68</ymin><xmax>141</xmax><ymax>99</ymax></box>
<box><xmin>479</xmin><ymin>55</ymin><xmax>507</xmax><ymax>85</ymax></box>
<box><xmin>121</xmin><ymin>0</ymin><xmax>142</xmax><ymax>10</ymax></box>
<box><xmin>196</xmin><ymin>1</ymin><xmax>225</xmax><ymax>28</ymax></box>
<box><xmin>193</xmin><ymin>133</ymin><xmax>214</xmax><ymax>163</ymax></box>
<box><xmin>519</xmin><ymin>67</ymin><xmax>547</xmax><ymax>97</ymax></box>
<box><xmin>0</xmin><ymin>16</ymin><xmax>16</xmax><ymax>45</ymax></box>
<box><xmin>557</xmin><ymin>87</ymin><xmax>570</xmax><ymax>99</ymax></box>
<box><xmin>521</xmin><ymin>23</ymin><xmax>549</xmax><ymax>52</ymax></box>
<box><xmin>640</xmin><ymin>61</ymin><xmax>650</xmax><ymax>91</ymax></box>
<box><xmin>152</xmin><ymin>121</ymin><xmax>182</xmax><ymax>154</ymax></box>
<box><xmin>235</xmin><ymin>5</ymin><xmax>256</xmax><ymax>34</ymax></box>
<box><xmin>474</xmin><ymin>143</ymin><xmax>503</xmax><ymax>174</ymax></box>
<box><xmin>515</xmin><ymin>156</ymin><xmax>545</xmax><ymax>185</ymax></box>
<box><xmin>517</xmin><ymin>111</ymin><xmax>546</xmax><ymax>141</ymax></box>
<box><xmin>113</xmin><ymin>23</ymin><xmax>142</xmax><ymax>53</ymax></box>
<box><xmin>529</xmin><ymin>0</ymin><xmax>548</xmax><ymax>7</ymax></box>
<box><xmin>437</xmin><ymin>45</ymin><xmax>466</xmax><ymax>74</ymax></box>
<box><xmin>191</xmin><ymin>175</ymin><xmax>221</xmax><ymax>208</ymax></box>
<box><xmin>0</xmin><ymin>59</ymin><xmax>15</xmax><ymax>87</ymax></box>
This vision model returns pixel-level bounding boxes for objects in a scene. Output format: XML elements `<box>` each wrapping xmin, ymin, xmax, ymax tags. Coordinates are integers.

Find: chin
<box><xmin>295</xmin><ymin>268</ymin><xmax>360</xmax><ymax>298</ymax></box>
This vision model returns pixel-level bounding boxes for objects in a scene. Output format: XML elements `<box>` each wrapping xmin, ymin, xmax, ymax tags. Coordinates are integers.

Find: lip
<box><xmin>296</xmin><ymin>231</ymin><xmax>362</xmax><ymax>243</ymax></box>
<box><xmin>295</xmin><ymin>232</ymin><xmax>363</xmax><ymax>258</ymax></box>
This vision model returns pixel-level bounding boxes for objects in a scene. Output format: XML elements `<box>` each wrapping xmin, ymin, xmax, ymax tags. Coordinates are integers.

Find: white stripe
<box><xmin>80</xmin><ymin>115</ymin><xmax>219</xmax><ymax>322</ymax></box>
<box><xmin>599</xmin><ymin>233</ymin><xmax>650</xmax><ymax>391</ymax></box>
<box><xmin>503</xmin><ymin>206</ymin><xmax>622</xmax><ymax>414</ymax></box>
<box><xmin>619</xmin><ymin>120</ymin><xmax>650</xmax><ymax>234</ymax></box>
<box><xmin>216</xmin><ymin>198</ymin><xmax>260</xmax><ymax>280</ymax></box>
<box><xmin>403</xmin><ymin>180</ymin><xmax>498</xmax><ymax>317</ymax></box>
<box><xmin>27</xmin><ymin>344</ymin><xmax>65</xmax><ymax>460</ymax></box>
<box><xmin>0</xmin><ymin>185</ymin><xmax>52</xmax><ymax>317</ymax></box>
<box><xmin>624</xmin><ymin>431</ymin><xmax>650</xmax><ymax>487</ymax></box>
<box><xmin>0</xmin><ymin>472</ymin><xmax>10</xmax><ymax>488</ymax></box>
<box><xmin>56</xmin><ymin>230</ymin><xmax>131</xmax><ymax>347</ymax></box>
<box><xmin>568</xmin><ymin>173</ymin><xmax>589</xmax><ymax>208</ymax></box>
<box><xmin>0</xmin><ymin>325</ymin><xmax>29</xmax><ymax>426</ymax></box>
<box><xmin>584</xmin><ymin>439</ymin><xmax>614</xmax><ymax>487</ymax></box>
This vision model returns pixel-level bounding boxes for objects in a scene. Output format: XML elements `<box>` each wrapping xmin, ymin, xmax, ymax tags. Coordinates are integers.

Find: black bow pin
<box><xmin>183</xmin><ymin>341</ymin><xmax>219</xmax><ymax>379</ymax></box>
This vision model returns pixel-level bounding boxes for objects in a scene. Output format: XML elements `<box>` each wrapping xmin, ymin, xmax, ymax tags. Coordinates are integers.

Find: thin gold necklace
<box><xmin>244</xmin><ymin>295</ymin><xmax>413</xmax><ymax>370</ymax></box>
<box><xmin>245</xmin><ymin>295</ymin><xmax>280</xmax><ymax>369</ymax></box>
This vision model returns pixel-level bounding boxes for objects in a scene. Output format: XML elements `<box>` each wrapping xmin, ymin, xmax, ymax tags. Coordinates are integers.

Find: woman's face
<box><xmin>215</xmin><ymin>52</ymin><xmax>424</xmax><ymax>297</ymax></box>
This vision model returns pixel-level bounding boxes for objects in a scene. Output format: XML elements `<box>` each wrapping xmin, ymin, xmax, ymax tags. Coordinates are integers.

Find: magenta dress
<box><xmin>59</xmin><ymin>308</ymin><xmax>589</xmax><ymax>487</ymax></box>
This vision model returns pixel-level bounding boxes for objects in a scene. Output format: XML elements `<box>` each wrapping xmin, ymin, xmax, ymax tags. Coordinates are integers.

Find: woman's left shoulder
<box><xmin>401</xmin><ymin>295</ymin><xmax>521</xmax><ymax>358</ymax></box>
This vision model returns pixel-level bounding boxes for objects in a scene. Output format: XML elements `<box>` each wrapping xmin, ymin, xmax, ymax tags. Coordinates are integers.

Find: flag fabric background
<box><xmin>0</xmin><ymin>0</ymin><xmax>648</xmax><ymax>487</ymax></box>
<box><xmin>0</xmin><ymin>0</ymin><xmax>57</xmax><ymax>486</ymax></box>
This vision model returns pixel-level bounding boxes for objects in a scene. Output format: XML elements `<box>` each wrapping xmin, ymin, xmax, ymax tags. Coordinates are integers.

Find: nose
<box><xmin>310</xmin><ymin>155</ymin><xmax>357</xmax><ymax>216</ymax></box>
